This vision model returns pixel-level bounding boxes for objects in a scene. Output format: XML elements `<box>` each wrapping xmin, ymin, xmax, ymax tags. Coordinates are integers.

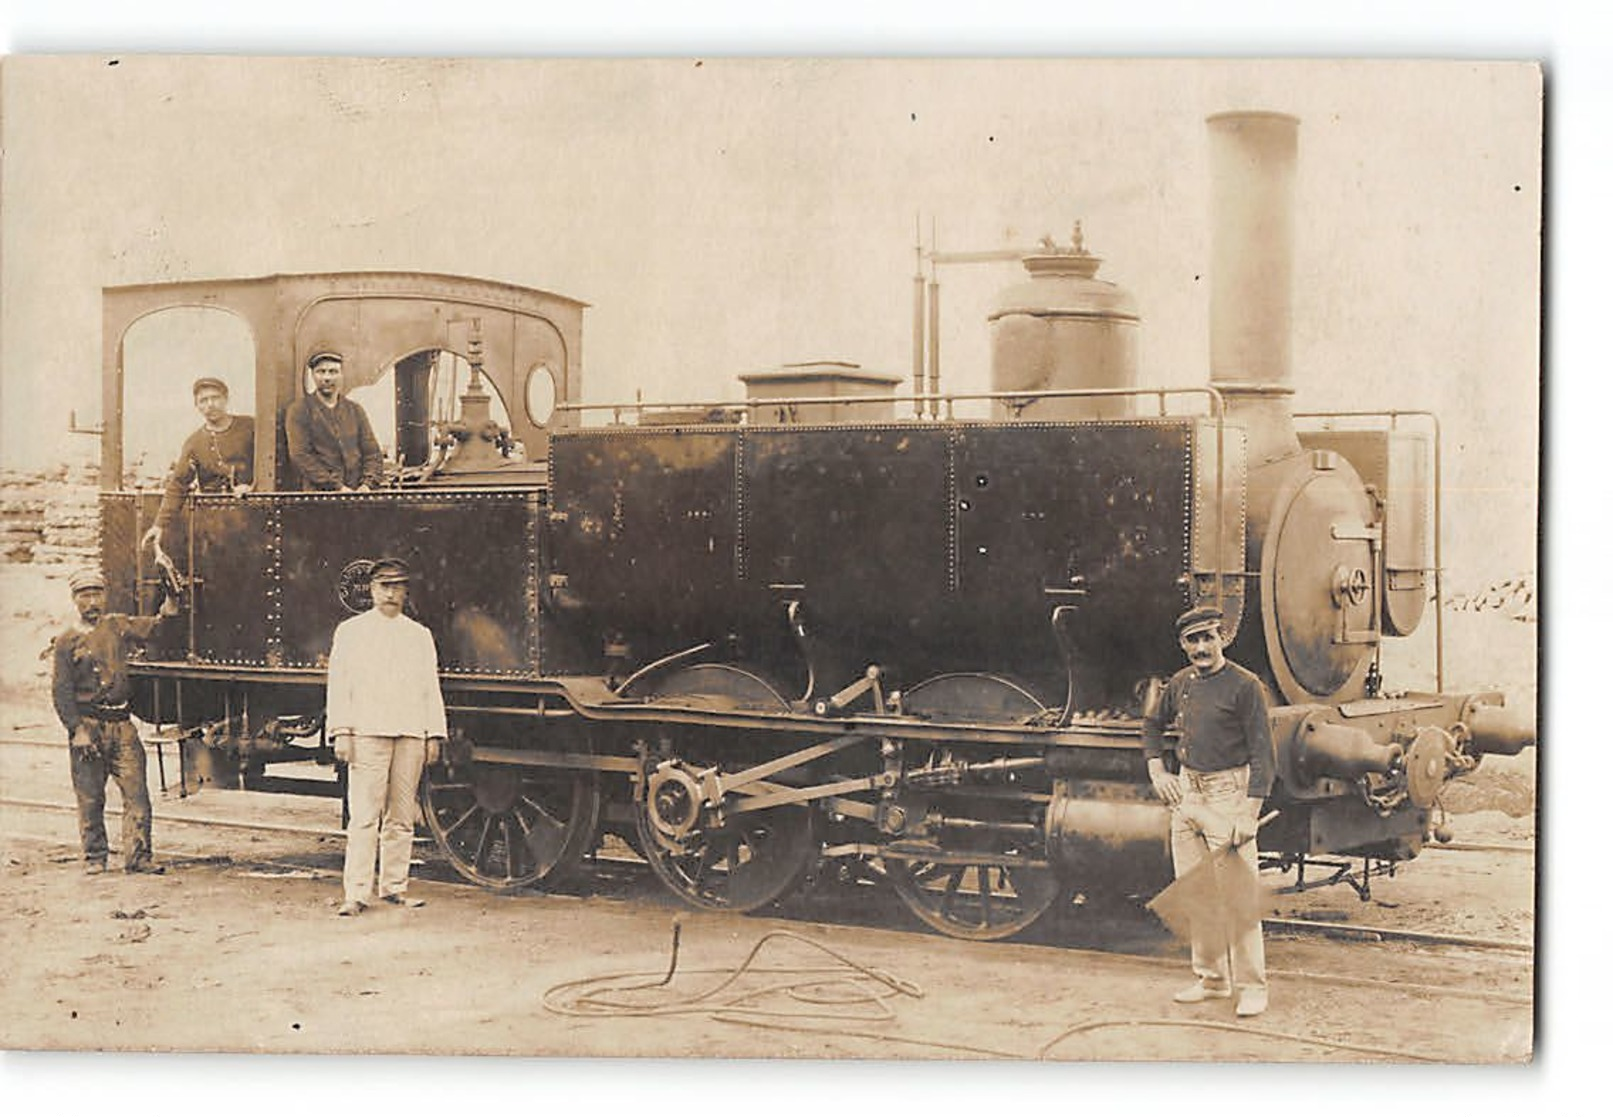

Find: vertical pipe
<box><xmin>1207</xmin><ymin>111</ymin><xmax>1302</xmax><ymax>466</ymax></box>
<box><xmin>186</xmin><ymin>498</ymin><xmax>196</xmax><ymax>658</ymax></box>
<box><xmin>177</xmin><ymin>681</ymin><xmax>188</xmax><ymax>799</ymax></box>
<box><xmin>134</xmin><ymin>493</ymin><xmax>147</xmax><ymax>614</ymax></box>
<box><xmin>927</xmin><ymin>274</ymin><xmax>941</xmax><ymax>419</ymax></box>
<box><xmin>927</xmin><ymin>218</ymin><xmax>941</xmax><ymax>418</ymax></box>
<box><xmin>913</xmin><ymin>220</ymin><xmax>926</xmax><ymax>418</ymax></box>
<box><xmin>152</xmin><ymin>679</ymin><xmax>167</xmax><ymax>793</ymax></box>
<box><xmin>1431</xmin><ymin>414</ymin><xmax>1445</xmax><ymax>691</ymax></box>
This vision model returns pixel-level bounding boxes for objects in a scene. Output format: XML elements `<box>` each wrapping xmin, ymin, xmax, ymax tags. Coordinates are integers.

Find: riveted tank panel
<box><xmin>548</xmin><ymin>417</ymin><xmax>1246</xmax><ymax>709</ymax></box>
<box><xmin>950</xmin><ymin>421</ymin><xmax>1199</xmax><ymax>698</ymax></box>
<box><xmin>274</xmin><ymin>491</ymin><xmax>541</xmax><ymax>674</ymax></box>
<box><xmin>192</xmin><ymin>497</ymin><xmax>279</xmax><ymax>666</ymax></box>
<box><xmin>545</xmin><ymin>427</ymin><xmax>760</xmax><ymax>677</ymax></box>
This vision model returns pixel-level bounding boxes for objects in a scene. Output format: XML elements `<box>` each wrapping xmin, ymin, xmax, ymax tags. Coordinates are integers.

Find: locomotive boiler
<box><xmin>96</xmin><ymin>110</ymin><xmax>1535</xmax><ymax>941</ymax></box>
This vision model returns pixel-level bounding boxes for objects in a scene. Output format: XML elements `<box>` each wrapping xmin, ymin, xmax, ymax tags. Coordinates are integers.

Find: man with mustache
<box><xmin>325</xmin><ymin>558</ymin><xmax>447</xmax><ymax>916</ymax></box>
<box><xmin>51</xmin><ymin>568</ymin><xmax>179</xmax><ymax>875</ymax></box>
<box><xmin>285</xmin><ymin>347</ymin><xmax>384</xmax><ymax>492</ymax></box>
<box><xmin>1142</xmin><ymin>604</ymin><xmax>1276</xmax><ymax>1018</ymax></box>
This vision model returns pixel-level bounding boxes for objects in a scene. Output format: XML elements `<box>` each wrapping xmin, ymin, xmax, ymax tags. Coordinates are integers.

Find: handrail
<box><xmin>555</xmin><ymin>383</ymin><xmax>1226</xmax><ymax>423</ymax></box>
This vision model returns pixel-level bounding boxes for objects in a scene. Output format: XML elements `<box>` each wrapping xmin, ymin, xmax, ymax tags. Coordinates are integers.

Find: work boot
<box><xmin>380</xmin><ymin>893</ymin><xmax>425</xmax><ymax>908</ymax></box>
<box><xmin>83</xmin><ymin>861</ymin><xmax>107</xmax><ymax>876</ymax></box>
<box><xmin>1173</xmin><ymin>979</ymin><xmax>1231</xmax><ymax>1004</ymax></box>
<box><xmin>336</xmin><ymin>900</ymin><xmax>366</xmax><ymax>917</ymax></box>
<box><xmin>1235</xmin><ymin>987</ymin><xmax>1269</xmax><ymax>1017</ymax></box>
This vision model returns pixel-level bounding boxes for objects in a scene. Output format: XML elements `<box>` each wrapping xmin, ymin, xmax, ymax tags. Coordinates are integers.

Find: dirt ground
<box><xmin>0</xmin><ymin>745</ymin><xmax>1536</xmax><ymax>1051</ymax></box>
<box><xmin>0</xmin><ymin>710</ymin><xmax>1537</xmax><ymax>1059</ymax></box>
<box><xmin>0</xmin><ymin>562</ymin><xmax>1561</xmax><ymax>1109</ymax></box>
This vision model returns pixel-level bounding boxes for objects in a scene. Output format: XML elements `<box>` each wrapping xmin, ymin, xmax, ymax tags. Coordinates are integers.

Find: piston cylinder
<box><xmin>1044</xmin><ymin>780</ymin><xmax>1172</xmax><ymax>893</ymax></box>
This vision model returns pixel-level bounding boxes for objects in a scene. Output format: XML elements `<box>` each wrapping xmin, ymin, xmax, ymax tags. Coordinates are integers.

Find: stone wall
<box><xmin>0</xmin><ymin>467</ymin><xmax>100</xmax><ymax>566</ymax></box>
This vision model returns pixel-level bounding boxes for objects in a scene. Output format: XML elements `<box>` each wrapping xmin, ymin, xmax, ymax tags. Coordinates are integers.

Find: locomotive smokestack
<box><xmin>1207</xmin><ymin>111</ymin><xmax>1302</xmax><ymax>466</ymax></box>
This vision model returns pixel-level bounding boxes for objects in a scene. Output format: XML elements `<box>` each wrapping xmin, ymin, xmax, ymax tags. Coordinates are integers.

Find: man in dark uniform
<box><xmin>284</xmin><ymin>347</ymin><xmax>385</xmax><ymax>491</ymax></box>
<box><xmin>140</xmin><ymin>376</ymin><xmax>255</xmax><ymax>553</ymax></box>
<box><xmin>1143</xmin><ymin>604</ymin><xmax>1276</xmax><ymax>1017</ymax></box>
<box><xmin>51</xmin><ymin>568</ymin><xmax>179</xmax><ymax>874</ymax></box>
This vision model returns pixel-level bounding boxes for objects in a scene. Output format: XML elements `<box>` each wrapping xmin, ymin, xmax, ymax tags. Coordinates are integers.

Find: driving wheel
<box><xmin>630</xmin><ymin>663</ymin><xmax>819</xmax><ymax>912</ymax></box>
<box><xmin>635</xmin><ymin>777</ymin><xmax>818</xmax><ymax>913</ymax></box>
<box><xmin>421</xmin><ymin>744</ymin><xmax>600</xmax><ymax>891</ymax></box>
<box><xmin>883</xmin><ymin>673</ymin><xmax>1073</xmax><ymax>941</ymax></box>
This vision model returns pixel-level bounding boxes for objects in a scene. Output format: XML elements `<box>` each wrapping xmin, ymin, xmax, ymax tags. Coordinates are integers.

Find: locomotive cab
<box><xmin>101</xmin><ymin>270</ymin><xmax>585</xmax><ymax>496</ymax></box>
<box><xmin>98</xmin><ymin>272</ymin><xmax>586</xmax><ymax>791</ymax></box>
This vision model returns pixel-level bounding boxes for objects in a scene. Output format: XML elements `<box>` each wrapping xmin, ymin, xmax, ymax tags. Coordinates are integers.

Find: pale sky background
<box><xmin>1</xmin><ymin>4</ymin><xmax>1607</xmax><ymax>1111</ymax></box>
<box><xmin>0</xmin><ymin>57</ymin><xmax>1541</xmax><ymax>589</ymax></box>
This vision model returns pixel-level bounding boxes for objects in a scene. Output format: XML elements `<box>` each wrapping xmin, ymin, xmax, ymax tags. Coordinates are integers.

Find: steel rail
<box><xmin>0</xmin><ymin>794</ymin><xmax>345</xmax><ymax>838</ymax></box>
<box><xmin>1</xmin><ymin>794</ymin><xmax>1535</xmax><ymax>967</ymax></box>
<box><xmin>1433</xmin><ymin>840</ymin><xmax>1534</xmax><ymax>855</ymax></box>
<box><xmin>1265</xmin><ymin>916</ymin><xmax>1532</xmax><ymax>953</ymax></box>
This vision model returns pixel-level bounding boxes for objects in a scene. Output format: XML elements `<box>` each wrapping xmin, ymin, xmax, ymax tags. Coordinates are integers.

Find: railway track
<box><xmin>0</xmin><ymin>732</ymin><xmax>1540</xmax><ymax>859</ymax></box>
<box><xmin>0</xmin><ymin>790</ymin><xmax>1536</xmax><ymax>960</ymax></box>
<box><xmin>1</xmin><ymin>806</ymin><xmax>1534</xmax><ymax>1034</ymax></box>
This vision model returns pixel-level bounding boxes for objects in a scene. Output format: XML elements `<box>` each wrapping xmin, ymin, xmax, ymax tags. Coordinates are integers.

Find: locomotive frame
<box><xmin>94</xmin><ymin>114</ymin><xmax>1535</xmax><ymax>943</ymax></box>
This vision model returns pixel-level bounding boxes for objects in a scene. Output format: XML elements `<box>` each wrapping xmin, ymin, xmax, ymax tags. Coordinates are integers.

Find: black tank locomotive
<box><xmin>97</xmin><ymin>112</ymin><xmax>1534</xmax><ymax>941</ymax></box>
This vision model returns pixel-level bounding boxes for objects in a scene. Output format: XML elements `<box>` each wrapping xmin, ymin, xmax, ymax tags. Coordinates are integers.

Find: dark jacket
<box><xmin>52</xmin><ymin>614</ymin><xmax>167</xmax><ymax>735</ymax></box>
<box><xmin>285</xmin><ymin>395</ymin><xmax>383</xmax><ymax>491</ymax></box>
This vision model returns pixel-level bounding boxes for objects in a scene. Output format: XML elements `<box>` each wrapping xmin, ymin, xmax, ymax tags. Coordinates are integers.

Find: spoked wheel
<box><xmin>885</xmin><ymin>857</ymin><xmax>1069</xmax><ymax>942</ymax></box>
<box><xmin>883</xmin><ymin>673</ymin><xmax>1073</xmax><ymax>942</ymax></box>
<box><xmin>421</xmin><ymin>748</ymin><xmax>600</xmax><ymax>891</ymax></box>
<box><xmin>631</xmin><ymin>663</ymin><xmax>820</xmax><ymax>913</ymax></box>
<box><xmin>636</xmin><ymin>788</ymin><xmax>818</xmax><ymax>913</ymax></box>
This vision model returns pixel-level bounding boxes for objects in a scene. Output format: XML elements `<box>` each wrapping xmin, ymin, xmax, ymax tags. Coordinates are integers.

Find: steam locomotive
<box><xmin>97</xmin><ymin>111</ymin><xmax>1534</xmax><ymax>941</ymax></box>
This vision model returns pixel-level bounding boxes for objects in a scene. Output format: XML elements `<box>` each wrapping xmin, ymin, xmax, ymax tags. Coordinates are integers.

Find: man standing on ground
<box><xmin>1142</xmin><ymin>604</ymin><xmax>1276</xmax><ymax>1018</ymax></box>
<box><xmin>285</xmin><ymin>347</ymin><xmax>385</xmax><ymax>492</ymax></box>
<box><xmin>140</xmin><ymin>375</ymin><xmax>255</xmax><ymax>553</ymax></box>
<box><xmin>51</xmin><ymin>568</ymin><xmax>179</xmax><ymax>874</ymax></box>
<box><xmin>325</xmin><ymin>558</ymin><xmax>446</xmax><ymax>916</ymax></box>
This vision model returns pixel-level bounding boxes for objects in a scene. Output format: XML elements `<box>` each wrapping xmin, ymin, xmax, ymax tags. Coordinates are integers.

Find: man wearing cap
<box><xmin>324</xmin><ymin>558</ymin><xmax>447</xmax><ymax>916</ymax></box>
<box><xmin>140</xmin><ymin>376</ymin><xmax>255</xmax><ymax>552</ymax></box>
<box><xmin>285</xmin><ymin>347</ymin><xmax>385</xmax><ymax>492</ymax></box>
<box><xmin>1142</xmin><ymin>604</ymin><xmax>1276</xmax><ymax>1017</ymax></box>
<box><xmin>51</xmin><ymin>569</ymin><xmax>179</xmax><ymax>874</ymax></box>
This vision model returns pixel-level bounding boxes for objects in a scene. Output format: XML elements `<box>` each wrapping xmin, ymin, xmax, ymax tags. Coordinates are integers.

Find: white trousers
<box><xmin>1169</xmin><ymin>764</ymin><xmax>1267</xmax><ymax>992</ymax></box>
<box><xmin>343</xmin><ymin>735</ymin><xmax>426</xmax><ymax>904</ymax></box>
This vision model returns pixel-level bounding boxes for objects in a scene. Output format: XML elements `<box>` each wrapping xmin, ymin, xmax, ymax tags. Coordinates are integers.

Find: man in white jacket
<box><xmin>325</xmin><ymin>557</ymin><xmax>447</xmax><ymax>916</ymax></box>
